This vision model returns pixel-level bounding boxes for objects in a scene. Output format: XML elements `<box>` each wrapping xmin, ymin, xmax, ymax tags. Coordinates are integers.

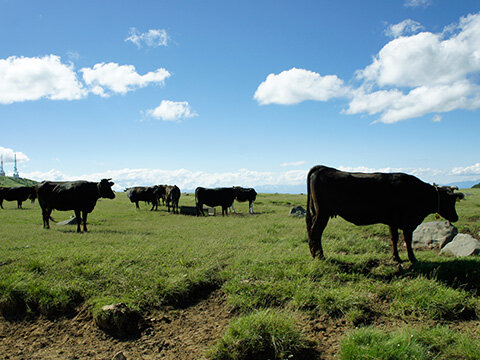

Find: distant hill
<box><xmin>473</xmin><ymin>182</ymin><xmax>480</xmax><ymax>189</ymax></box>
<box><xmin>0</xmin><ymin>176</ymin><xmax>38</xmax><ymax>187</ymax></box>
<box><xmin>444</xmin><ymin>179</ymin><xmax>480</xmax><ymax>189</ymax></box>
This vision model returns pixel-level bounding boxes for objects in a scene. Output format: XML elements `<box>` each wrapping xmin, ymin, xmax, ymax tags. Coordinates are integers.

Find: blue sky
<box><xmin>1</xmin><ymin>0</ymin><xmax>480</xmax><ymax>192</ymax></box>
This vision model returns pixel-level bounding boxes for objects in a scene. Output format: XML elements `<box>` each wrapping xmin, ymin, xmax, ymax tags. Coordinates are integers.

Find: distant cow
<box><xmin>195</xmin><ymin>187</ymin><xmax>235</xmax><ymax>216</ymax></box>
<box><xmin>126</xmin><ymin>185</ymin><xmax>165</xmax><ymax>211</ymax></box>
<box><xmin>0</xmin><ymin>186</ymin><xmax>37</xmax><ymax>209</ymax></box>
<box><xmin>306</xmin><ymin>165</ymin><xmax>464</xmax><ymax>263</ymax></box>
<box><xmin>165</xmin><ymin>185</ymin><xmax>181</xmax><ymax>214</ymax></box>
<box><xmin>37</xmin><ymin>179</ymin><xmax>115</xmax><ymax>232</ymax></box>
<box><xmin>231</xmin><ymin>186</ymin><xmax>257</xmax><ymax>214</ymax></box>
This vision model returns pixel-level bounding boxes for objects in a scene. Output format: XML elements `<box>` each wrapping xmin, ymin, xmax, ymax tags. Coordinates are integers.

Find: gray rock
<box><xmin>57</xmin><ymin>215</ymin><xmax>82</xmax><ymax>226</ymax></box>
<box><xmin>95</xmin><ymin>303</ymin><xmax>142</xmax><ymax>338</ymax></box>
<box><xmin>412</xmin><ymin>221</ymin><xmax>457</xmax><ymax>249</ymax></box>
<box><xmin>112</xmin><ymin>351</ymin><xmax>127</xmax><ymax>360</ymax></box>
<box><xmin>289</xmin><ymin>206</ymin><xmax>306</xmax><ymax>217</ymax></box>
<box><xmin>440</xmin><ymin>234</ymin><xmax>480</xmax><ymax>257</ymax></box>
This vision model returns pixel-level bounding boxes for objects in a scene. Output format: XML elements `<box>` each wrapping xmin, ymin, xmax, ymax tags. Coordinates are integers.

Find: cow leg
<box><xmin>196</xmin><ymin>203</ymin><xmax>204</xmax><ymax>216</ymax></box>
<box><xmin>222</xmin><ymin>206</ymin><xmax>228</xmax><ymax>216</ymax></box>
<box><xmin>74</xmin><ymin>210</ymin><xmax>82</xmax><ymax>232</ymax></box>
<box><xmin>135</xmin><ymin>201</ymin><xmax>139</xmax><ymax>209</ymax></box>
<box><xmin>0</xmin><ymin>200</ymin><xmax>3</xmax><ymax>209</ymax></box>
<box><xmin>403</xmin><ymin>230</ymin><xmax>417</xmax><ymax>264</ymax></box>
<box><xmin>18</xmin><ymin>200</ymin><xmax>22</xmax><ymax>209</ymax></box>
<box><xmin>249</xmin><ymin>201</ymin><xmax>254</xmax><ymax>214</ymax></box>
<box><xmin>150</xmin><ymin>201</ymin><xmax>155</xmax><ymax>211</ymax></box>
<box><xmin>231</xmin><ymin>203</ymin><xmax>236</xmax><ymax>214</ymax></box>
<box><xmin>42</xmin><ymin>208</ymin><xmax>48</xmax><ymax>228</ymax></box>
<box><xmin>82</xmin><ymin>212</ymin><xmax>88</xmax><ymax>232</ymax></box>
<box><xmin>308</xmin><ymin>214</ymin><xmax>329</xmax><ymax>259</ymax></box>
<box><xmin>44</xmin><ymin>208</ymin><xmax>53</xmax><ymax>229</ymax></box>
<box><xmin>389</xmin><ymin>226</ymin><xmax>402</xmax><ymax>263</ymax></box>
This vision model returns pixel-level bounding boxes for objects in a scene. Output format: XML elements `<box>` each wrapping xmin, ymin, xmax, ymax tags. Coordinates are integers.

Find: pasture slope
<box><xmin>0</xmin><ymin>190</ymin><xmax>480</xmax><ymax>359</ymax></box>
<box><xmin>0</xmin><ymin>176</ymin><xmax>37</xmax><ymax>187</ymax></box>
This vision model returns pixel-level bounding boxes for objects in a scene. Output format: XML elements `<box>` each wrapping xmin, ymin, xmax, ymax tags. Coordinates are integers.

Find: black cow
<box><xmin>37</xmin><ymin>178</ymin><xmax>115</xmax><ymax>232</ymax></box>
<box><xmin>195</xmin><ymin>187</ymin><xmax>235</xmax><ymax>216</ymax></box>
<box><xmin>306</xmin><ymin>165</ymin><xmax>464</xmax><ymax>263</ymax></box>
<box><xmin>231</xmin><ymin>186</ymin><xmax>257</xmax><ymax>214</ymax></box>
<box><xmin>126</xmin><ymin>185</ymin><xmax>165</xmax><ymax>211</ymax></box>
<box><xmin>0</xmin><ymin>186</ymin><xmax>37</xmax><ymax>209</ymax></box>
<box><xmin>165</xmin><ymin>185</ymin><xmax>181</xmax><ymax>214</ymax></box>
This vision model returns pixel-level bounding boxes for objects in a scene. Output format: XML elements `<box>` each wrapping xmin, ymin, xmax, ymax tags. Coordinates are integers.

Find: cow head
<box><xmin>98</xmin><ymin>178</ymin><xmax>116</xmax><ymax>199</ymax></box>
<box><xmin>29</xmin><ymin>186</ymin><xmax>37</xmax><ymax>203</ymax></box>
<box><xmin>436</xmin><ymin>186</ymin><xmax>464</xmax><ymax>222</ymax></box>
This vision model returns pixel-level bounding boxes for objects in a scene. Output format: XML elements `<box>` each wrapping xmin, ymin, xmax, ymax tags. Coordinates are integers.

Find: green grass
<box><xmin>0</xmin><ymin>175</ymin><xmax>37</xmax><ymax>187</ymax></box>
<box><xmin>208</xmin><ymin>309</ymin><xmax>310</xmax><ymax>360</ymax></box>
<box><xmin>1</xmin><ymin>189</ymin><xmax>480</xmax><ymax>358</ymax></box>
<box><xmin>340</xmin><ymin>326</ymin><xmax>480</xmax><ymax>360</ymax></box>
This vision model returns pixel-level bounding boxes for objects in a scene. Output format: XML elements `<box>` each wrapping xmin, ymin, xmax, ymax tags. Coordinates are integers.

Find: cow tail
<box><xmin>306</xmin><ymin>167</ymin><xmax>315</xmax><ymax>234</ymax></box>
<box><xmin>49</xmin><ymin>215</ymin><xmax>57</xmax><ymax>223</ymax></box>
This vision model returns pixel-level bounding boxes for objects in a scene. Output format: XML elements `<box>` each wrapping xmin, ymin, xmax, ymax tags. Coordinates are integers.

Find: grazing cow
<box><xmin>165</xmin><ymin>185</ymin><xmax>181</xmax><ymax>214</ymax></box>
<box><xmin>306</xmin><ymin>165</ymin><xmax>464</xmax><ymax>263</ymax></box>
<box><xmin>126</xmin><ymin>185</ymin><xmax>165</xmax><ymax>211</ymax></box>
<box><xmin>37</xmin><ymin>178</ymin><xmax>115</xmax><ymax>232</ymax></box>
<box><xmin>231</xmin><ymin>186</ymin><xmax>257</xmax><ymax>214</ymax></box>
<box><xmin>0</xmin><ymin>186</ymin><xmax>37</xmax><ymax>209</ymax></box>
<box><xmin>195</xmin><ymin>187</ymin><xmax>235</xmax><ymax>216</ymax></box>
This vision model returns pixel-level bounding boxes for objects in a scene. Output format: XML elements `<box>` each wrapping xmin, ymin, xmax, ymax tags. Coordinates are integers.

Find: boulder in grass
<box><xmin>57</xmin><ymin>215</ymin><xmax>82</xmax><ymax>226</ymax></box>
<box><xmin>289</xmin><ymin>206</ymin><xmax>306</xmax><ymax>217</ymax></box>
<box><xmin>412</xmin><ymin>221</ymin><xmax>458</xmax><ymax>249</ymax></box>
<box><xmin>440</xmin><ymin>234</ymin><xmax>480</xmax><ymax>257</ymax></box>
<box><xmin>95</xmin><ymin>303</ymin><xmax>142</xmax><ymax>338</ymax></box>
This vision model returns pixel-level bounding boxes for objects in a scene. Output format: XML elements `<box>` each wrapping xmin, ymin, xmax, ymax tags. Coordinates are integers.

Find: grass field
<box><xmin>1</xmin><ymin>189</ymin><xmax>480</xmax><ymax>359</ymax></box>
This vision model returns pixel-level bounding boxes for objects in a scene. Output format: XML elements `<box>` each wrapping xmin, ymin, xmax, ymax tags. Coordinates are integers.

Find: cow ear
<box><xmin>109</xmin><ymin>181</ymin><xmax>115</xmax><ymax>186</ymax></box>
<box><xmin>456</xmin><ymin>192</ymin><xmax>465</xmax><ymax>200</ymax></box>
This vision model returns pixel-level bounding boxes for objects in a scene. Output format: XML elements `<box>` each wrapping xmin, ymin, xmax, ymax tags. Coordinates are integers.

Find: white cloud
<box><xmin>258</xmin><ymin>12</ymin><xmax>480</xmax><ymax>124</ymax></box>
<box><xmin>0</xmin><ymin>146</ymin><xmax>29</xmax><ymax>163</ymax></box>
<box><xmin>23</xmin><ymin>167</ymin><xmax>308</xmax><ymax>192</ymax></box>
<box><xmin>81</xmin><ymin>62</ymin><xmax>170</xmax><ymax>96</ymax></box>
<box><xmin>451</xmin><ymin>163</ymin><xmax>480</xmax><ymax>176</ymax></box>
<box><xmin>280</xmin><ymin>161</ymin><xmax>306</xmax><ymax>167</ymax></box>
<box><xmin>0</xmin><ymin>55</ymin><xmax>86</xmax><ymax>104</ymax></box>
<box><xmin>404</xmin><ymin>0</ymin><xmax>432</xmax><ymax>8</ymax></box>
<box><xmin>385</xmin><ymin>19</ymin><xmax>424</xmax><ymax>38</ymax></box>
<box><xmin>125</xmin><ymin>28</ymin><xmax>169</xmax><ymax>48</ymax></box>
<box><xmin>24</xmin><ymin>163</ymin><xmax>480</xmax><ymax>192</ymax></box>
<box><xmin>146</xmin><ymin>100</ymin><xmax>197</xmax><ymax>122</ymax></box>
<box><xmin>254</xmin><ymin>68</ymin><xmax>349</xmax><ymax>105</ymax></box>
<box><xmin>432</xmin><ymin>114</ymin><xmax>442</xmax><ymax>122</ymax></box>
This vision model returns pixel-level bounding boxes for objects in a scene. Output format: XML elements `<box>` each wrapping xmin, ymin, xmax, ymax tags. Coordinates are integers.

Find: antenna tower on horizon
<box><xmin>13</xmin><ymin>154</ymin><xmax>19</xmax><ymax>178</ymax></box>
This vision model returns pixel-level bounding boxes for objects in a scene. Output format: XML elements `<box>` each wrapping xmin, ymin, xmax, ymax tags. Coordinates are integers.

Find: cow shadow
<box><xmin>326</xmin><ymin>257</ymin><xmax>480</xmax><ymax>294</ymax></box>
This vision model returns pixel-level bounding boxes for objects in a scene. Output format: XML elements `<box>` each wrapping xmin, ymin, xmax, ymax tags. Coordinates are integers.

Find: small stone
<box><xmin>112</xmin><ymin>351</ymin><xmax>127</xmax><ymax>360</ymax></box>
<box><xmin>289</xmin><ymin>206</ymin><xmax>306</xmax><ymax>217</ymax></box>
<box><xmin>95</xmin><ymin>303</ymin><xmax>142</xmax><ymax>338</ymax></box>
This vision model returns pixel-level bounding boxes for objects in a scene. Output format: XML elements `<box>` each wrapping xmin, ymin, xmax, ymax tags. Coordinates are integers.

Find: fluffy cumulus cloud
<box><xmin>146</xmin><ymin>100</ymin><xmax>197</xmax><ymax>122</ymax></box>
<box><xmin>0</xmin><ymin>146</ymin><xmax>29</xmax><ymax>163</ymax></box>
<box><xmin>254</xmin><ymin>68</ymin><xmax>348</xmax><ymax>105</ymax></box>
<box><xmin>81</xmin><ymin>63</ymin><xmax>170</xmax><ymax>97</ymax></box>
<box><xmin>385</xmin><ymin>19</ymin><xmax>424</xmax><ymax>38</ymax></box>
<box><xmin>125</xmin><ymin>28</ymin><xmax>169</xmax><ymax>48</ymax></box>
<box><xmin>257</xmin><ymin>12</ymin><xmax>480</xmax><ymax>124</ymax></box>
<box><xmin>0</xmin><ymin>55</ymin><xmax>86</xmax><ymax>104</ymax></box>
<box><xmin>0</xmin><ymin>55</ymin><xmax>171</xmax><ymax>103</ymax></box>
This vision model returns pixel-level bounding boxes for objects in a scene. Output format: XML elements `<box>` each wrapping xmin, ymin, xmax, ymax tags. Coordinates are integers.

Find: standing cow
<box><xmin>195</xmin><ymin>187</ymin><xmax>235</xmax><ymax>216</ymax></box>
<box><xmin>165</xmin><ymin>185</ymin><xmax>181</xmax><ymax>214</ymax></box>
<box><xmin>37</xmin><ymin>178</ymin><xmax>115</xmax><ymax>232</ymax></box>
<box><xmin>231</xmin><ymin>186</ymin><xmax>257</xmax><ymax>214</ymax></box>
<box><xmin>0</xmin><ymin>186</ymin><xmax>37</xmax><ymax>209</ymax></box>
<box><xmin>306</xmin><ymin>165</ymin><xmax>464</xmax><ymax>263</ymax></box>
<box><xmin>126</xmin><ymin>185</ymin><xmax>165</xmax><ymax>211</ymax></box>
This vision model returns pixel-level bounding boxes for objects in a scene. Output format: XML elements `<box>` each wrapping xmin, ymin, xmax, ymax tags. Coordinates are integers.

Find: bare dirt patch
<box><xmin>0</xmin><ymin>291</ymin><xmax>233</xmax><ymax>360</ymax></box>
